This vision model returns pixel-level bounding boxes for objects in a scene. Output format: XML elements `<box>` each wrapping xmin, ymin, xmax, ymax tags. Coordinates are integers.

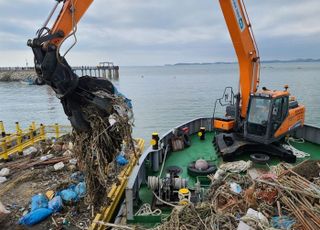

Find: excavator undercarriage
<box><xmin>213</xmin><ymin>132</ymin><xmax>296</xmax><ymax>163</ymax></box>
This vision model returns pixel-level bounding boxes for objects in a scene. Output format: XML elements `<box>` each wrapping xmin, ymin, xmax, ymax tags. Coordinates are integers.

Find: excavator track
<box><xmin>213</xmin><ymin>133</ymin><xmax>297</xmax><ymax>163</ymax></box>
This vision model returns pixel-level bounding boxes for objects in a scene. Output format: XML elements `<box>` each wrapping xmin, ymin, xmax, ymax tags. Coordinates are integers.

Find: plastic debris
<box><xmin>70</xmin><ymin>171</ymin><xmax>84</xmax><ymax>182</ymax></box>
<box><xmin>230</xmin><ymin>182</ymin><xmax>242</xmax><ymax>194</ymax></box>
<box><xmin>0</xmin><ymin>176</ymin><xmax>7</xmax><ymax>184</ymax></box>
<box><xmin>48</xmin><ymin>196</ymin><xmax>63</xmax><ymax>213</ymax></box>
<box><xmin>0</xmin><ymin>168</ymin><xmax>10</xmax><ymax>177</ymax></box>
<box><xmin>237</xmin><ymin>221</ymin><xmax>254</xmax><ymax>230</ymax></box>
<box><xmin>53</xmin><ymin>162</ymin><xmax>65</xmax><ymax>171</ymax></box>
<box><xmin>0</xmin><ymin>201</ymin><xmax>10</xmax><ymax>214</ymax></box>
<box><xmin>60</xmin><ymin>188</ymin><xmax>78</xmax><ymax>202</ymax></box>
<box><xmin>31</xmin><ymin>194</ymin><xmax>48</xmax><ymax>211</ymax></box>
<box><xmin>23</xmin><ymin>146</ymin><xmax>37</xmax><ymax>156</ymax></box>
<box><xmin>63</xmin><ymin>150</ymin><xmax>73</xmax><ymax>157</ymax></box>
<box><xmin>74</xmin><ymin>182</ymin><xmax>86</xmax><ymax>198</ymax></box>
<box><xmin>68</xmin><ymin>142</ymin><xmax>74</xmax><ymax>150</ymax></box>
<box><xmin>69</xmin><ymin>158</ymin><xmax>77</xmax><ymax>165</ymax></box>
<box><xmin>213</xmin><ymin>169</ymin><xmax>226</xmax><ymax>180</ymax></box>
<box><xmin>19</xmin><ymin>208</ymin><xmax>53</xmax><ymax>226</ymax></box>
<box><xmin>271</xmin><ymin>216</ymin><xmax>295</xmax><ymax>229</ymax></box>
<box><xmin>242</xmin><ymin>208</ymin><xmax>269</xmax><ymax>226</ymax></box>
<box><xmin>45</xmin><ymin>190</ymin><xmax>55</xmax><ymax>200</ymax></box>
<box><xmin>116</xmin><ymin>154</ymin><xmax>128</xmax><ymax>166</ymax></box>
<box><xmin>40</xmin><ymin>154</ymin><xmax>54</xmax><ymax>161</ymax></box>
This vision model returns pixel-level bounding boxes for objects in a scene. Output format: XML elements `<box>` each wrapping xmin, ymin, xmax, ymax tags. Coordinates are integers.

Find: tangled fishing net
<box><xmin>73</xmin><ymin>90</ymin><xmax>134</xmax><ymax>205</ymax></box>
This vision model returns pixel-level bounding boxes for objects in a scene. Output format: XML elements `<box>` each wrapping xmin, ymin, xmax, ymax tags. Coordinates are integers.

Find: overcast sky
<box><xmin>0</xmin><ymin>0</ymin><xmax>319</xmax><ymax>66</ymax></box>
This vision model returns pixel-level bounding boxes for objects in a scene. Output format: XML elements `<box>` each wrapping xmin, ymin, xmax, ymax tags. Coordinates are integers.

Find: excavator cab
<box><xmin>245</xmin><ymin>94</ymin><xmax>289</xmax><ymax>144</ymax></box>
<box><xmin>213</xmin><ymin>88</ymin><xmax>304</xmax><ymax>163</ymax></box>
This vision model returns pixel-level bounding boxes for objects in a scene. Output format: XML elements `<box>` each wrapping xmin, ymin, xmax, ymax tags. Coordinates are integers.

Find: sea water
<box><xmin>0</xmin><ymin>62</ymin><xmax>319</xmax><ymax>141</ymax></box>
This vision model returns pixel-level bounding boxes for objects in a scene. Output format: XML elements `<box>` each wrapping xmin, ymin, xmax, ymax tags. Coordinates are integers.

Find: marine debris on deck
<box><xmin>150</xmin><ymin>160</ymin><xmax>320</xmax><ymax>230</ymax></box>
<box><xmin>0</xmin><ymin>135</ymin><xmax>143</xmax><ymax>229</ymax></box>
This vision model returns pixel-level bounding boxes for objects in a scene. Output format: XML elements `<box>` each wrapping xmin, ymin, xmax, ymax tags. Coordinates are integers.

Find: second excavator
<box><xmin>213</xmin><ymin>0</ymin><xmax>305</xmax><ymax>163</ymax></box>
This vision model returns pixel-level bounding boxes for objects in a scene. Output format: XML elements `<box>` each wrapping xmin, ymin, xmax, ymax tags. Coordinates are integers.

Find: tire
<box><xmin>250</xmin><ymin>153</ymin><xmax>270</xmax><ymax>164</ymax></box>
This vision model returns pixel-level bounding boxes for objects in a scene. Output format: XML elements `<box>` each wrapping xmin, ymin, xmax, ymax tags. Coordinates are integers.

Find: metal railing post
<box><xmin>15</xmin><ymin>122</ymin><xmax>23</xmax><ymax>153</ymax></box>
<box><xmin>0</xmin><ymin>140</ymin><xmax>8</xmax><ymax>160</ymax></box>
<box><xmin>40</xmin><ymin>124</ymin><xmax>46</xmax><ymax>140</ymax></box>
<box><xmin>54</xmin><ymin>123</ymin><xmax>60</xmax><ymax>139</ymax></box>
<box><xmin>0</xmin><ymin>121</ymin><xmax>5</xmax><ymax>138</ymax></box>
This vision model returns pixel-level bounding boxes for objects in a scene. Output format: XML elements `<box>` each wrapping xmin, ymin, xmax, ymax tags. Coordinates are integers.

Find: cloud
<box><xmin>0</xmin><ymin>0</ymin><xmax>319</xmax><ymax>66</ymax></box>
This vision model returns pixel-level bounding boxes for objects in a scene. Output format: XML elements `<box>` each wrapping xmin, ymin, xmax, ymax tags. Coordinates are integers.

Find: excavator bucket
<box><xmin>213</xmin><ymin>133</ymin><xmax>297</xmax><ymax>163</ymax></box>
<box><xmin>27</xmin><ymin>42</ymin><xmax>119</xmax><ymax>132</ymax></box>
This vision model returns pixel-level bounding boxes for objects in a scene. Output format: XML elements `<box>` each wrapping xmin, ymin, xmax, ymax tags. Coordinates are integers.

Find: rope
<box><xmin>219</xmin><ymin>160</ymin><xmax>252</xmax><ymax>173</ymax></box>
<box><xmin>159</xmin><ymin>145</ymin><xmax>169</xmax><ymax>177</ymax></box>
<box><xmin>282</xmin><ymin>137</ymin><xmax>310</xmax><ymax>158</ymax></box>
<box><xmin>152</xmin><ymin>192</ymin><xmax>178</xmax><ymax>208</ymax></box>
<box><xmin>135</xmin><ymin>203</ymin><xmax>162</xmax><ymax>216</ymax></box>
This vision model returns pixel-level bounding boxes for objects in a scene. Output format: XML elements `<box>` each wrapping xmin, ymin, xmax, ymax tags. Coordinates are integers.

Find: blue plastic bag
<box><xmin>114</xmin><ymin>87</ymin><xmax>133</xmax><ymax>109</ymax></box>
<box><xmin>19</xmin><ymin>208</ymin><xmax>53</xmax><ymax>226</ymax></box>
<box><xmin>74</xmin><ymin>182</ymin><xmax>86</xmax><ymax>198</ymax></box>
<box><xmin>48</xmin><ymin>196</ymin><xmax>63</xmax><ymax>213</ymax></box>
<box><xmin>31</xmin><ymin>194</ymin><xmax>48</xmax><ymax>211</ymax></box>
<box><xmin>60</xmin><ymin>189</ymin><xmax>78</xmax><ymax>202</ymax></box>
<box><xmin>116</xmin><ymin>155</ymin><xmax>128</xmax><ymax>166</ymax></box>
<box><xmin>271</xmin><ymin>216</ymin><xmax>295</xmax><ymax>229</ymax></box>
<box><xmin>70</xmin><ymin>171</ymin><xmax>84</xmax><ymax>182</ymax></box>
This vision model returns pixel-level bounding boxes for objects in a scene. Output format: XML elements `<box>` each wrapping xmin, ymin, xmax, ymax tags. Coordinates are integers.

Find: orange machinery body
<box><xmin>214</xmin><ymin>88</ymin><xmax>305</xmax><ymax>140</ymax></box>
<box><xmin>219</xmin><ymin>0</ymin><xmax>260</xmax><ymax>119</ymax></box>
<box><xmin>50</xmin><ymin>0</ymin><xmax>93</xmax><ymax>46</ymax></box>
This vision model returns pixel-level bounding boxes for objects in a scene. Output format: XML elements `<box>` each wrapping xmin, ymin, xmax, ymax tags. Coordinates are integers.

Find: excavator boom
<box><xmin>219</xmin><ymin>0</ymin><xmax>260</xmax><ymax>118</ymax></box>
<box><xmin>214</xmin><ymin>0</ymin><xmax>304</xmax><ymax>163</ymax></box>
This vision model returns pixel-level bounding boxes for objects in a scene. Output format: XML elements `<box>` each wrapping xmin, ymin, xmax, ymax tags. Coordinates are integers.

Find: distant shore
<box><xmin>166</xmin><ymin>58</ymin><xmax>320</xmax><ymax>66</ymax></box>
<box><xmin>0</xmin><ymin>69</ymin><xmax>37</xmax><ymax>82</ymax></box>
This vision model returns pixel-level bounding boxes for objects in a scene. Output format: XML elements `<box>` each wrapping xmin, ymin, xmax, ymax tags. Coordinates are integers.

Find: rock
<box><xmin>53</xmin><ymin>162</ymin><xmax>65</xmax><ymax>171</ymax></box>
<box><xmin>23</xmin><ymin>146</ymin><xmax>37</xmax><ymax>156</ymax></box>
<box><xmin>0</xmin><ymin>168</ymin><xmax>10</xmax><ymax>177</ymax></box>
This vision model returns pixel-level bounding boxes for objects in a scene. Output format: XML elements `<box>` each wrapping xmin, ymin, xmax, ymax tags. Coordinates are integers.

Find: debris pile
<box><xmin>154</xmin><ymin>160</ymin><xmax>320</xmax><ymax>230</ymax></box>
<box><xmin>73</xmin><ymin>90</ymin><xmax>134</xmax><ymax>205</ymax></box>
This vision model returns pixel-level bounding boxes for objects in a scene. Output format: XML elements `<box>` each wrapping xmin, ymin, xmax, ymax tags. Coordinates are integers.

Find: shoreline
<box><xmin>0</xmin><ymin>70</ymin><xmax>37</xmax><ymax>82</ymax></box>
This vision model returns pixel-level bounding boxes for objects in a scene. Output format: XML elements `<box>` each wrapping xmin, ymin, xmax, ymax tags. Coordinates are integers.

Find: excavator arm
<box><xmin>27</xmin><ymin>0</ymin><xmax>115</xmax><ymax>131</ymax></box>
<box><xmin>219</xmin><ymin>0</ymin><xmax>260</xmax><ymax>118</ymax></box>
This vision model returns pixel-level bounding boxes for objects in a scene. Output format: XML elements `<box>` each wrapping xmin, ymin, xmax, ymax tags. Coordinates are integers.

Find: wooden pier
<box><xmin>73</xmin><ymin>62</ymin><xmax>119</xmax><ymax>79</ymax></box>
<box><xmin>0</xmin><ymin>62</ymin><xmax>120</xmax><ymax>82</ymax></box>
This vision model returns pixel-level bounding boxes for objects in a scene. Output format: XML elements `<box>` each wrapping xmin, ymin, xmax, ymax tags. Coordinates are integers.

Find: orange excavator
<box><xmin>213</xmin><ymin>0</ymin><xmax>305</xmax><ymax>162</ymax></box>
<box><xmin>27</xmin><ymin>0</ymin><xmax>111</xmax><ymax>132</ymax></box>
<box><xmin>27</xmin><ymin>0</ymin><xmax>305</xmax><ymax>162</ymax></box>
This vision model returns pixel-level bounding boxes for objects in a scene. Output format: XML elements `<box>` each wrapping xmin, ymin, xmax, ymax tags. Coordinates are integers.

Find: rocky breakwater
<box><xmin>0</xmin><ymin>68</ymin><xmax>37</xmax><ymax>82</ymax></box>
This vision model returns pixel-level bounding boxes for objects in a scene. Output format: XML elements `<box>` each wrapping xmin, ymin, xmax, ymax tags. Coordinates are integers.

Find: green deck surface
<box><xmin>136</xmin><ymin>132</ymin><xmax>320</xmax><ymax>225</ymax></box>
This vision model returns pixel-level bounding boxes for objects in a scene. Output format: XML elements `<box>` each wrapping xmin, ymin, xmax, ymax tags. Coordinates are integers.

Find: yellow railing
<box><xmin>0</xmin><ymin>121</ymin><xmax>71</xmax><ymax>160</ymax></box>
